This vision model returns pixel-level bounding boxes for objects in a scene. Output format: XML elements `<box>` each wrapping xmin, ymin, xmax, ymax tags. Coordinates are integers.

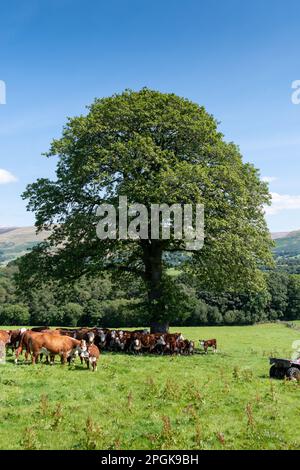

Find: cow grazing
<box><xmin>200</xmin><ymin>339</ymin><xmax>217</xmax><ymax>353</ymax></box>
<box><xmin>79</xmin><ymin>340</ymin><xmax>100</xmax><ymax>371</ymax></box>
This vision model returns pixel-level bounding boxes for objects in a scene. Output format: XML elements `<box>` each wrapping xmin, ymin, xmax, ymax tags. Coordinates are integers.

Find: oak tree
<box><xmin>18</xmin><ymin>89</ymin><xmax>273</xmax><ymax>331</ymax></box>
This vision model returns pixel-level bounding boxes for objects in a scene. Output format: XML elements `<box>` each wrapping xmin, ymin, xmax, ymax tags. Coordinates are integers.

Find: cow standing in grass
<box><xmin>15</xmin><ymin>329</ymin><xmax>61</xmax><ymax>363</ymax></box>
<box><xmin>79</xmin><ymin>340</ymin><xmax>100</xmax><ymax>371</ymax></box>
<box><xmin>15</xmin><ymin>330</ymin><xmax>82</xmax><ymax>365</ymax></box>
<box><xmin>28</xmin><ymin>333</ymin><xmax>82</xmax><ymax>365</ymax></box>
<box><xmin>200</xmin><ymin>339</ymin><xmax>217</xmax><ymax>354</ymax></box>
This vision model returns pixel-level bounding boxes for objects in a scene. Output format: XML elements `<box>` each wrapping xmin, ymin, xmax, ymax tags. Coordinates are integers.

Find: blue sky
<box><xmin>0</xmin><ymin>0</ymin><xmax>300</xmax><ymax>231</ymax></box>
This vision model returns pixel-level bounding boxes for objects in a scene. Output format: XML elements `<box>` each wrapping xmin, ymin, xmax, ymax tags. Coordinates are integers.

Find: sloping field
<box><xmin>0</xmin><ymin>227</ymin><xmax>49</xmax><ymax>264</ymax></box>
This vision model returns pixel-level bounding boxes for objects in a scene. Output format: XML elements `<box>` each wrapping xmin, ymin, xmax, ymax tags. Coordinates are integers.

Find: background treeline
<box><xmin>0</xmin><ymin>261</ymin><xmax>300</xmax><ymax>326</ymax></box>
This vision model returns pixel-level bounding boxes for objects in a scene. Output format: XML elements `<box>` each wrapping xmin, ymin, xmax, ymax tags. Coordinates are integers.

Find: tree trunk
<box><xmin>150</xmin><ymin>321</ymin><xmax>169</xmax><ymax>334</ymax></box>
<box><xmin>142</xmin><ymin>240</ymin><xmax>168</xmax><ymax>332</ymax></box>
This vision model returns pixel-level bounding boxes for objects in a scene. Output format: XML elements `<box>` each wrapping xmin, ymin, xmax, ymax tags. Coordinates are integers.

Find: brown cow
<box><xmin>200</xmin><ymin>339</ymin><xmax>217</xmax><ymax>353</ymax></box>
<box><xmin>15</xmin><ymin>329</ymin><xmax>62</xmax><ymax>363</ymax></box>
<box><xmin>27</xmin><ymin>332</ymin><xmax>82</xmax><ymax>365</ymax></box>
<box><xmin>15</xmin><ymin>330</ymin><xmax>81</xmax><ymax>364</ymax></box>
<box><xmin>160</xmin><ymin>333</ymin><xmax>184</xmax><ymax>355</ymax></box>
<box><xmin>15</xmin><ymin>330</ymin><xmax>41</xmax><ymax>363</ymax></box>
<box><xmin>38</xmin><ymin>329</ymin><xmax>63</xmax><ymax>363</ymax></box>
<box><xmin>79</xmin><ymin>340</ymin><xmax>100</xmax><ymax>371</ymax></box>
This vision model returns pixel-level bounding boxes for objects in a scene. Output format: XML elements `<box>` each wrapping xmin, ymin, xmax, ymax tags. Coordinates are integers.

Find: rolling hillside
<box><xmin>272</xmin><ymin>230</ymin><xmax>300</xmax><ymax>257</ymax></box>
<box><xmin>0</xmin><ymin>227</ymin><xmax>49</xmax><ymax>265</ymax></box>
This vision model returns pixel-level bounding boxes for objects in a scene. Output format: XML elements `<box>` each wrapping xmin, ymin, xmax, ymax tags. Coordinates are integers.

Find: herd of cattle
<box><xmin>0</xmin><ymin>327</ymin><xmax>217</xmax><ymax>371</ymax></box>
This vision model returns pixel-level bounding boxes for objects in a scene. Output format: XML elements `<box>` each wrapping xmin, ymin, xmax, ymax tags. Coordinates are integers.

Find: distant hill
<box><xmin>0</xmin><ymin>227</ymin><xmax>49</xmax><ymax>265</ymax></box>
<box><xmin>0</xmin><ymin>227</ymin><xmax>18</xmax><ymax>235</ymax></box>
<box><xmin>271</xmin><ymin>231</ymin><xmax>292</xmax><ymax>240</ymax></box>
<box><xmin>272</xmin><ymin>230</ymin><xmax>300</xmax><ymax>258</ymax></box>
<box><xmin>0</xmin><ymin>226</ymin><xmax>300</xmax><ymax>266</ymax></box>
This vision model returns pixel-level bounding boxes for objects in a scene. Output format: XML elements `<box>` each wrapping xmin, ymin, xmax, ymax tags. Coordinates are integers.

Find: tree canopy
<box><xmin>17</xmin><ymin>88</ymin><xmax>273</xmax><ymax>329</ymax></box>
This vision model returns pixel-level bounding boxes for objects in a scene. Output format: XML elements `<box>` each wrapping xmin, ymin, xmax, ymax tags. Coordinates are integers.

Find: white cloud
<box><xmin>261</xmin><ymin>176</ymin><xmax>278</xmax><ymax>183</ymax></box>
<box><xmin>0</xmin><ymin>169</ymin><xmax>18</xmax><ymax>184</ymax></box>
<box><xmin>265</xmin><ymin>192</ymin><xmax>300</xmax><ymax>215</ymax></box>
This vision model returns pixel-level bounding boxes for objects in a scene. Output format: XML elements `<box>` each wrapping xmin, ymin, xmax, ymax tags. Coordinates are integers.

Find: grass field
<box><xmin>1</xmin><ymin>323</ymin><xmax>300</xmax><ymax>450</ymax></box>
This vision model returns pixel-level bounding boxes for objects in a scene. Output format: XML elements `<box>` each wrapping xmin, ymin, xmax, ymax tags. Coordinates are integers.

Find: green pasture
<box><xmin>0</xmin><ymin>323</ymin><xmax>300</xmax><ymax>450</ymax></box>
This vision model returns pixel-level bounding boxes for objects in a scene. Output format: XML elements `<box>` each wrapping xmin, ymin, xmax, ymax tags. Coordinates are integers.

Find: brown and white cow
<box><xmin>6</xmin><ymin>328</ymin><xmax>27</xmax><ymax>354</ymax></box>
<box><xmin>79</xmin><ymin>340</ymin><xmax>100</xmax><ymax>371</ymax></box>
<box><xmin>133</xmin><ymin>333</ymin><xmax>166</xmax><ymax>354</ymax></box>
<box><xmin>200</xmin><ymin>339</ymin><xmax>217</xmax><ymax>353</ymax></box>
<box><xmin>160</xmin><ymin>333</ymin><xmax>184</xmax><ymax>355</ymax></box>
<box><xmin>176</xmin><ymin>339</ymin><xmax>195</xmax><ymax>355</ymax></box>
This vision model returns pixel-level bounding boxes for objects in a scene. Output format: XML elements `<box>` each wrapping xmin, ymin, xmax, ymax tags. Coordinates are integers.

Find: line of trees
<box><xmin>1</xmin><ymin>263</ymin><xmax>299</xmax><ymax>327</ymax></box>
